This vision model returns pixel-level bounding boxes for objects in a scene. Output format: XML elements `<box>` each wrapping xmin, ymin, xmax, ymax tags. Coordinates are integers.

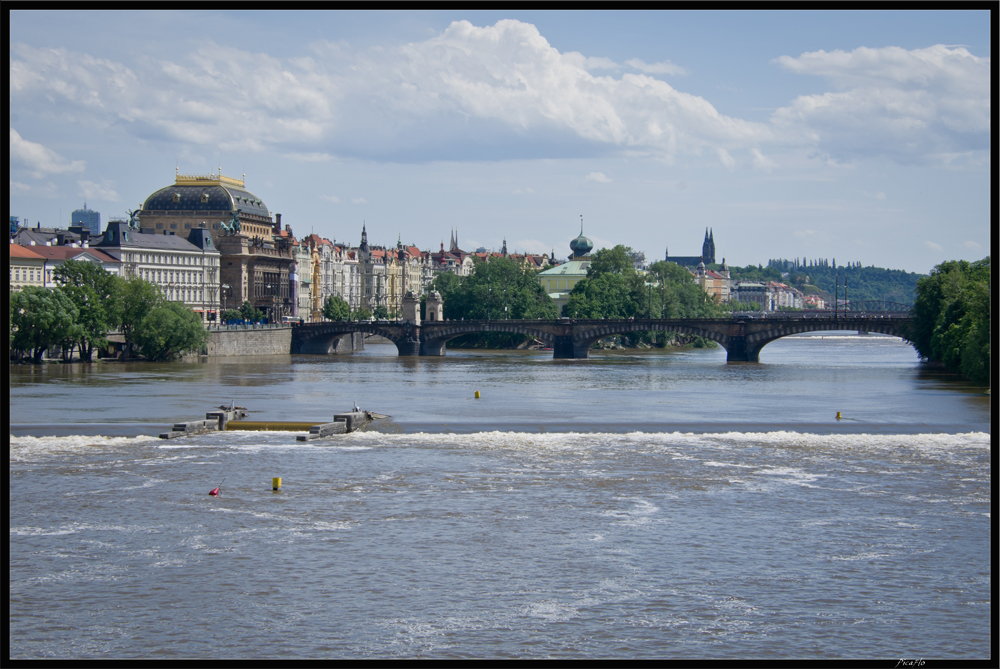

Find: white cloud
<box><xmin>11</xmin><ymin>180</ymin><xmax>31</xmax><ymax>192</ymax></box>
<box><xmin>963</xmin><ymin>240</ymin><xmax>981</xmax><ymax>250</ymax></box>
<box><xmin>585</xmin><ymin>172</ymin><xmax>612</xmax><ymax>183</ymax></box>
<box><xmin>771</xmin><ymin>45</ymin><xmax>990</xmax><ymax>163</ymax></box>
<box><xmin>717</xmin><ymin>148</ymin><xmax>736</xmax><ymax>169</ymax></box>
<box><xmin>9</xmin><ymin>20</ymin><xmax>767</xmax><ymax>165</ymax></box>
<box><xmin>10</xmin><ymin>128</ymin><xmax>85</xmax><ymax>177</ymax></box>
<box><xmin>862</xmin><ymin>190</ymin><xmax>887</xmax><ymax>200</ymax></box>
<box><xmin>512</xmin><ymin>187</ymin><xmax>536</xmax><ymax>194</ymax></box>
<box><xmin>352</xmin><ymin>197</ymin><xmax>367</xmax><ymax>204</ymax></box>
<box><xmin>750</xmin><ymin>148</ymin><xmax>777</xmax><ymax>172</ymax></box>
<box><xmin>78</xmin><ymin>179</ymin><xmax>121</xmax><ymax>202</ymax></box>
<box><xmin>320</xmin><ymin>195</ymin><xmax>341</xmax><ymax>203</ymax></box>
<box><xmin>924</xmin><ymin>241</ymin><xmax>943</xmax><ymax>251</ymax></box>
<box><xmin>626</xmin><ymin>58</ymin><xmax>688</xmax><ymax>76</ymax></box>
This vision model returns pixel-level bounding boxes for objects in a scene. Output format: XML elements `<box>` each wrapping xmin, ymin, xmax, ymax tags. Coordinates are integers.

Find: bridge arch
<box><xmin>418</xmin><ymin>321</ymin><xmax>558</xmax><ymax>356</ymax></box>
<box><xmin>737</xmin><ymin>317</ymin><xmax>913</xmax><ymax>362</ymax></box>
<box><xmin>566</xmin><ymin>321</ymin><xmax>728</xmax><ymax>359</ymax></box>
<box><xmin>291</xmin><ymin>322</ymin><xmax>412</xmax><ymax>355</ymax></box>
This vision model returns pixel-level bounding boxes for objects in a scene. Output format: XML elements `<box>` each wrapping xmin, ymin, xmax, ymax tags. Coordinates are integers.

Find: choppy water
<box><xmin>9</xmin><ymin>335</ymin><xmax>992</xmax><ymax>658</ymax></box>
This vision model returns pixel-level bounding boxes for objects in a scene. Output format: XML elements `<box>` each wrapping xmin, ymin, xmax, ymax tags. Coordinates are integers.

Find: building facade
<box><xmin>138</xmin><ymin>170</ymin><xmax>294</xmax><ymax>322</ymax></box>
<box><xmin>96</xmin><ymin>221</ymin><xmax>220</xmax><ymax>322</ymax></box>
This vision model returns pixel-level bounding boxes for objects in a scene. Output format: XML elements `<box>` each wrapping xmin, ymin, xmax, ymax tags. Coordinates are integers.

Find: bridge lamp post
<box><xmin>222</xmin><ymin>284</ymin><xmax>230</xmax><ymax>315</ymax></box>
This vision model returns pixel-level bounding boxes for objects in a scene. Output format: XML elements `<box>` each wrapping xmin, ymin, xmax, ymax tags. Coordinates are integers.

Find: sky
<box><xmin>9</xmin><ymin>9</ymin><xmax>991</xmax><ymax>274</ymax></box>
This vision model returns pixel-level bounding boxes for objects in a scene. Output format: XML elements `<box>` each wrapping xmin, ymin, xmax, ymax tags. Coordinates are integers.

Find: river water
<box><xmin>9</xmin><ymin>334</ymin><xmax>991</xmax><ymax>658</ymax></box>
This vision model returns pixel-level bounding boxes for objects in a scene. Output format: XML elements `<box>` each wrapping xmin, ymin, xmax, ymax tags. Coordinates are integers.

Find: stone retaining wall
<box><xmin>206</xmin><ymin>328</ymin><xmax>364</xmax><ymax>356</ymax></box>
<box><xmin>205</xmin><ymin>327</ymin><xmax>293</xmax><ymax>356</ymax></box>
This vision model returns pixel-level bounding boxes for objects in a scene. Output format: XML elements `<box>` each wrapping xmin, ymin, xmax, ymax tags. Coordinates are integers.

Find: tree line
<box><xmin>423</xmin><ymin>247</ymin><xmax>721</xmax><ymax>349</ymax></box>
<box><xmin>10</xmin><ymin>260</ymin><xmax>208</xmax><ymax>363</ymax></box>
<box><xmin>910</xmin><ymin>256</ymin><xmax>990</xmax><ymax>385</ymax></box>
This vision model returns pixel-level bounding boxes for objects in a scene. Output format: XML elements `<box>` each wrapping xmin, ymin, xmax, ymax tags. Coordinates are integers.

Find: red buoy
<box><xmin>209</xmin><ymin>487</ymin><xmax>220</xmax><ymax>496</ymax></box>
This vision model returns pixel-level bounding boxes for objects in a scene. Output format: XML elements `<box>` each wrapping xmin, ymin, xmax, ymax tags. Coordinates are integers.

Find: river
<box><xmin>9</xmin><ymin>334</ymin><xmax>991</xmax><ymax>658</ymax></box>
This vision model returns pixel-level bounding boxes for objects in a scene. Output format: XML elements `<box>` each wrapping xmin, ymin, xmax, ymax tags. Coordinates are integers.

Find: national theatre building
<box><xmin>137</xmin><ymin>169</ymin><xmax>296</xmax><ymax>322</ymax></box>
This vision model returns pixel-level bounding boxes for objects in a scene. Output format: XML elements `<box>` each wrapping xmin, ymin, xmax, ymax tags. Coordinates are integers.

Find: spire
<box><xmin>501</xmin><ymin>238</ymin><xmax>508</xmax><ymax>256</ymax></box>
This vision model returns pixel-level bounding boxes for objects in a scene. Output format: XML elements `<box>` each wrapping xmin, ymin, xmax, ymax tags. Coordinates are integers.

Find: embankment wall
<box><xmin>205</xmin><ymin>328</ymin><xmax>364</xmax><ymax>356</ymax></box>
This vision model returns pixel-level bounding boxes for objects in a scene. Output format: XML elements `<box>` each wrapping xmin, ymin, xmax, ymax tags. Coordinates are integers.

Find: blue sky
<box><xmin>9</xmin><ymin>10</ymin><xmax>991</xmax><ymax>273</ymax></box>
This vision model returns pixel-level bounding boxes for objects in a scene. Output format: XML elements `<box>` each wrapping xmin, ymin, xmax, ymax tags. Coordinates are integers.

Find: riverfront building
<box><xmin>8</xmin><ymin>243</ymin><xmax>48</xmax><ymax>290</ymax></box>
<box><xmin>95</xmin><ymin>221</ymin><xmax>220</xmax><ymax>322</ymax></box>
<box><xmin>137</xmin><ymin>169</ymin><xmax>295</xmax><ymax>323</ymax></box>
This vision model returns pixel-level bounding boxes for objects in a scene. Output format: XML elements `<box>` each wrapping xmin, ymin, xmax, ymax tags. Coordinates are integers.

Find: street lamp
<box><xmin>222</xmin><ymin>283</ymin><xmax>231</xmax><ymax>314</ymax></box>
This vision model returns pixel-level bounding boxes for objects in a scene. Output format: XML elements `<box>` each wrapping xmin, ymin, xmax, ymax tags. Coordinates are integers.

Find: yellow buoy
<box><xmin>272</xmin><ymin>477</ymin><xmax>281</xmax><ymax>491</ymax></box>
<box><xmin>475</xmin><ymin>391</ymin><xmax>480</xmax><ymax>399</ymax></box>
<box><xmin>836</xmin><ymin>412</ymin><xmax>842</xmax><ymax>420</ymax></box>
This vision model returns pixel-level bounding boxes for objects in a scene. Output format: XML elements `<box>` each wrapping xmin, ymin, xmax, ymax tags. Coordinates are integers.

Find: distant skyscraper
<box><xmin>71</xmin><ymin>203</ymin><xmax>101</xmax><ymax>236</ymax></box>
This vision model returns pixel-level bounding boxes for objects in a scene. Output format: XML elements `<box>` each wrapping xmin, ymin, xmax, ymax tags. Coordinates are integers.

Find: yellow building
<box><xmin>9</xmin><ymin>243</ymin><xmax>47</xmax><ymax>290</ymax></box>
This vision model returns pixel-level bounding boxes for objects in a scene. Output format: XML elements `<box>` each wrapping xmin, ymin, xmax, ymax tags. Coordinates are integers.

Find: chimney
<box><xmin>276</xmin><ymin>213</ymin><xmax>282</xmax><ymax>226</ymax></box>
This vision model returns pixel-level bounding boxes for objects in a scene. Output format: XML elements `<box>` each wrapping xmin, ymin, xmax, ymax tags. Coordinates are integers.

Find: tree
<box><xmin>352</xmin><ymin>307</ymin><xmax>372</xmax><ymax>321</ymax></box>
<box><xmin>911</xmin><ymin>256</ymin><xmax>990</xmax><ymax>385</ymax></box>
<box><xmin>238</xmin><ymin>300</ymin><xmax>265</xmax><ymax>323</ymax></box>
<box><xmin>372</xmin><ymin>305</ymin><xmax>390</xmax><ymax>320</ymax></box>
<box><xmin>221</xmin><ymin>309</ymin><xmax>243</xmax><ymax>323</ymax></box>
<box><xmin>133</xmin><ymin>302</ymin><xmax>209</xmax><ymax>361</ymax></box>
<box><xmin>322</xmin><ymin>295</ymin><xmax>350</xmax><ymax>321</ymax></box>
<box><xmin>53</xmin><ymin>260</ymin><xmax>119</xmax><ymax>361</ymax></box>
<box><xmin>9</xmin><ymin>287</ymin><xmax>81</xmax><ymax>363</ymax></box>
<box><xmin>587</xmin><ymin>245</ymin><xmax>636</xmax><ymax>278</ymax></box>
<box><xmin>118</xmin><ymin>277</ymin><xmax>164</xmax><ymax>359</ymax></box>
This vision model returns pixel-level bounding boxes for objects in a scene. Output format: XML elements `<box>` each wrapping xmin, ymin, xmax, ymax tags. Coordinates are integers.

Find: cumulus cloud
<box><xmin>9</xmin><ymin>20</ymin><xmax>766</xmax><ymax>165</ymax></box>
<box><xmin>772</xmin><ymin>45</ymin><xmax>990</xmax><ymax>164</ymax></box>
<box><xmin>862</xmin><ymin>190</ymin><xmax>887</xmax><ymax>199</ymax></box>
<box><xmin>8</xmin><ymin>25</ymin><xmax>988</xmax><ymax>169</ymax></box>
<box><xmin>626</xmin><ymin>58</ymin><xmax>688</xmax><ymax>76</ymax></box>
<box><xmin>924</xmin><ymin>240</ymin><xmax>943</xmax><ymax>251</ymax></box>
<box><xmin>352</xmin><ymin>197</ymin><xmax>367</xmax><ymax>204</ymax></box>
<box><xmin>320</xmin><ymin>195</ymin><xmax>341</xmax><ymax>203</ymax></box>
<box><xmin>10</xmin><ymin>128</ymin><xmax>86</xmax><ymax>177</ymax></box>
<box><xmin>78</xmin><ymin>179</ymin><xmax>121</xmax><ymax>202</ymax></box>
<box><xmin>585</xmin><ymin>172</ymin><xmax>612</xmax><ymax>183</ymax></box>
<box><xmin>11</xmin><ymin>180</ymin><xmax>31</xmax><ymax>192</ymax></box>
<box><xmin>963</xmin><ymin>240</ymin><xmax>981</xmax><ymax>250</ymax></box>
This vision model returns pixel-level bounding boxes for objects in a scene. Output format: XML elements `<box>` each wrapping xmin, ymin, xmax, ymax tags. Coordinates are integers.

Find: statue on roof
<box><xmin>127</xmin><ymin>208</ymin><xmax>141</xmax><ymax>230</ymax></box>
<box><xmin>230</xmin><ymin>209</ymin><xmax>242</xmax><ymax>234</ymax></box>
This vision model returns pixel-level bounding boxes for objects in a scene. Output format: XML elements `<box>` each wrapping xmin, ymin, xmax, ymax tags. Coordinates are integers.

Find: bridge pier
<box><xmin>553</xmin><ymin>336</ymin><xmax>589</xmax><ymax>359</ymax></box>
<box><xmin>419</xmin><ymin>340</ymin><xmax>447</xmax><ymax>356</ymax></box>
<box><xmin>395</xmin><ymin>339</ymin><xmax>421</xmax><ymax>356</ymax></box>
<box><xmin>724</xmin><ymin>336</ymin><xmax>760</xmax><ymax>363</ymax></box>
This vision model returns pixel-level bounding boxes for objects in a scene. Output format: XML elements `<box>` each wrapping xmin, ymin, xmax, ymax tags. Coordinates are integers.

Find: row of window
<box><xmin>11</xmin><ymin>268</ymin><xmax>43</xmax><ymax>283</ymax></box>
<box><xmin>124</xmin><ymin>252</ymin><xmax>217</xmax><ymax>266</ymax></box>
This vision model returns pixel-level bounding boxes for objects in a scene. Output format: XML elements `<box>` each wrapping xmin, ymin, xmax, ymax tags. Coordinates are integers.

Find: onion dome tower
<box><xmin>569</xmin><ymin>216</ymin><xmax>593</xmax><ymax>259</ymax></box>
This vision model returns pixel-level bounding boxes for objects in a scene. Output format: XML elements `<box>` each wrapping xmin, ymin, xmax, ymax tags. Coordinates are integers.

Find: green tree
<box><xmin>118</xmin><ymin>277</ymin><xmax>164</xmax><ymax>359</ymax></box>
<box><xmin>238</xmin><ymin>300</ymin><xmax>265</xmax><ymax>323</ymax></box>
<box><xmin>322</xmin><ymin>295</ymin><xmax>350</xmax><ymax>321</ymax></box>
<box><xmin>9</xmin><ymin>287</ymin><xmax>81</xmax><ymax>363</ymax></box>
<box><xmin>911</xmin><ymin>256</ymin><xmax>990</xmax><ymax>385</ymax></box>
<box><xmin>221</xmin><ymin>309</ymin><xmax>243</xmax><ymax>323</ymax></box>
<box><xmin>586</xmin><ymin>245</ymin><xmax>636</xmax><ymax>278</ymax></box>
<box><xmin>352</xmin><ymin>307</ymin><xmax>373</xmax><ymax>321</ymax></box>
<box><xmin>53</xmin><ymin>260</ymin><xmax>119</xmax><ymax>361</ymax></box>
<box><xmin>133</xmin><ymin>302</ymin><xmax>209</xmax><ymax>361</ymax></box>
<box><xmin>373</xmin><ymin>305</ymin><xmax>390</xmax><ymax>320</ymax></box>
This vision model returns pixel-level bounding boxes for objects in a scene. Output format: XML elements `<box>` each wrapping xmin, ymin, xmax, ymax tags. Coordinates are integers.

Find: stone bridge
<box><xmin>291</xmin><ymin>313</ymin><xmax>913</xmax><ymax>362</ymax></box>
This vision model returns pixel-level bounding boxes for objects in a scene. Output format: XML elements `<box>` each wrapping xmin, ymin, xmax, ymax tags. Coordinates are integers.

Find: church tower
<box><xmin>702</xmin><ymin>228</ymin><xmax>716</xmax><ymax>264</ymax></box>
